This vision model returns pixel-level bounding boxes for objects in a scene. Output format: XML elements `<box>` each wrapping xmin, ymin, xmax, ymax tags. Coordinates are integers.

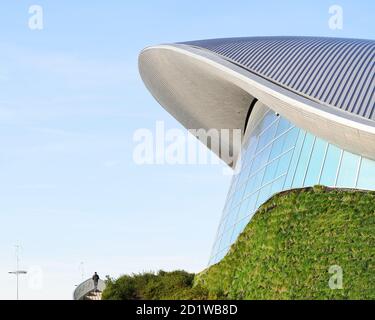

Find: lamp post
<box><xmin>8</xmin><ymin>245</ymin><xmax>27</xmax><ymax>300</ymax></box>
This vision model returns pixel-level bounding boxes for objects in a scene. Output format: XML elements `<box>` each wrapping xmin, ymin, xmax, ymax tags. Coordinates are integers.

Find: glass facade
<box><xmin>209</xmin><ymin>104</ymin><xmax>375</xmax><ymax>265</ymax></box>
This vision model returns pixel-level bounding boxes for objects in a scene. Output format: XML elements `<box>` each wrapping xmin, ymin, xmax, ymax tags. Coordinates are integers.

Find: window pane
<box><xmin>245</xmin><ymin>168</ymin><xmax>265</xmax><ymax>198</ymax></box>
<box><xmin>246</xmin><ymin>191</ymin><xmax>259</xmax><ymax>214</ymax></box>
<box><xmin>219</xmin><ymin>230</ymin><xmax>233</xmax><ymax>252</ymax></box>
<box><xmin>283</xmin><ymin>127</ymin><xmax>299</xmax><ymax>152</ymax></box>
<box><xmin>336</xmin><ymin>151</ymin><xmax>360</xmax><ymax>187</ymax></box>
<box><xmin>270</xmin><ymin>134</ymin><xmax>286</xmax><ymax>160</ymax></box>
<box><xmin>292</xmin><ymin>133</ymin><xmax>315</xmax><ymax>188</ymax></box>
<box><xmin>276</xmin><ymin>149</ymin><xmax>293</xmax><ymax>177</ymax></box>
<box><xmin>357</xmin><ymin>158</ymin><xmax>375</xmax><ymax>190</ymax></box>
<box><xmin>217</xmin><ymin>235</ymin><xmax>226</xmax><ymax>253</ymax></box>
<box><xmin>232</xmin><ymin>184</ymin><xmax>245</xmax><ymax>206</ymax></box>
<box><xmin>257</xmin><ymin>184</ymin><xmax>272</xmax><ymax>207</ymax></box>
<box><xmin>271</xmin><ymin>175</ymin><xmax>286</xmax><ymax>195</ymax></box>
<box><xmin>225</xmin><ymin>205</ymin><xmax>240</xmax><ymax>229</ymax></box>
<box><xmin>237</xmin><ymin>164</ymin><xmax>251</xmax><ymax>187</ymax></box>
<box><xmin>231</xmin><ymin>216</ymin><xmax>252</xmax><ymax>243</ymax></box>
<box><xmin>243</xmin><ymin>136</ymin><xmax>258</xmax><ymax>165</ymax></box>
<box><xmin>304</xmin><ymin>138</ymin><xmax>327</xmax><ymax>186</ymax></box>
<box><xmin>284</xmin><ymin>130</ymin><xmax>305</xmax><ymax>189</ymax></box>
<box><xmin>217</xmin><ymin>217</ymin><xmax>227</xmax><ymax>237</ymax></box>
<box><xmin>256</xmin><ymin>120</ymin><xmax>278</xmax><ymax>152</ymax></box>
<box><xmin>252</xmin><ymin>168</ymin><xmax>265</xmax><ymax>192</ymax></box>
<box><xmin>276</xmin><ymin>118</ymin><xmax>292</xmax><ymax>137</ymax></box>
<box><xmin>263</xmin><ymin>159</ymin><xmax>279</xmax><ymax>185</ymax></box>
<box><xmin>230</xmin><ymin>225</ymin><xmax>243</xmax><ymax>244</ymax></box>
<box><xmin>236</xmin><ymin>197</ymin><xmax>250</xmax><ymax>222</ymax></box>
<box><xmin>259</xmin><ymin>111</ymin><xmax>278</xmax><ymax>132</ymax></box>
<box><xmin>228</xmin><ymin>174</ymin><xmax>240</xmax><ymax>197</ymax></box>
<box><xmin>320</xmin><ymin>144</ymin><xmax>341</xmax><ymax>186</ymax></box>
<box><xmin>252</xmin><ymin>145</ymin><xmax>272</xmax><ymax>172</ymax></box>
<box><xmin>238</xmin><ymin>217</ymin><xmax>251</xmax><ymax>233</ymax></box>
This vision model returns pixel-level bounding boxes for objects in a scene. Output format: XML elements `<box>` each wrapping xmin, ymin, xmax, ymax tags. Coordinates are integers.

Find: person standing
<box><xmin>92</xmin><ymin>272</ymin><xmax>100</xmax><ymax>292</ymax></box>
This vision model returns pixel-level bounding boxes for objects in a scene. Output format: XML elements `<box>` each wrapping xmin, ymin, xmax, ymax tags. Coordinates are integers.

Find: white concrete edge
<box><xmin>141</xmin><ymin>44</ymin><xmax>375</xmax><ymax>134</ymax></box>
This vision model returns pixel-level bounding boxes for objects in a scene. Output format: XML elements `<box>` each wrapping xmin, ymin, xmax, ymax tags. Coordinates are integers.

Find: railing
<box><xmin>73</xmin><ymin>278</ymin><xmax>106</xmax><ymax>300</ymax></box>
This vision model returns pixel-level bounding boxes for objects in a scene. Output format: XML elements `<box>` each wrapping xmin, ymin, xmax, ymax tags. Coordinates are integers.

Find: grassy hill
<box><xmin>195</xmin><ymin>186</ymin><xmax>375</xmax><ymax>300</ymax></box>
<box><xmin>102</xmin><ymin>186</ymin><xmax>375</xmax><ymax>300</ymax></box>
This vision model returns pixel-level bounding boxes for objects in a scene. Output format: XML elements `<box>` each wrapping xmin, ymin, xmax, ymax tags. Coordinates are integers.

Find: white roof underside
<box><xmin>139</xmin><ymin>44</ymin><xmax>375</xmax><ymax>167</ymax></box>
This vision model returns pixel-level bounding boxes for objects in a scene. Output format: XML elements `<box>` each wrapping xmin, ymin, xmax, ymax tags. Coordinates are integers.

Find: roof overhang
<box><xmin>139</xmin><ymin>44</ymin><xmax>375</xmax><ymax>166</ymax></box>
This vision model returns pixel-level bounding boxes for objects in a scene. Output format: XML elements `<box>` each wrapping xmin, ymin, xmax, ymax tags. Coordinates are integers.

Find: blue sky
<box><xmin>0</xmin><ymin>0</ymin><xmax>373</xmax><ymax>300</ymax></box>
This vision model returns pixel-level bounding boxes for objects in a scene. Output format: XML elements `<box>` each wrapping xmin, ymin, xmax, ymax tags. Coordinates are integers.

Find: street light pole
<box><xmin>8</xmin><ymin>245</ymin><xmax>27</xmax><ymax>300</ymax></box>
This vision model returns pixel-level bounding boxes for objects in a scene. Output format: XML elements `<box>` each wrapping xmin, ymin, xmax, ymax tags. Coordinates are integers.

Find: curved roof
<box><xmin>139</xmin><ymin>37</ymin><xmax>375</xmax><ymax>166</ymax></box>
<box><xmin>183</xmin><ymin>37</ymin><xmax>375</xmax><ymax>121</ymax></box>
<box><xmin>73</xmin><ymin>278</ymin><xmax>106</xmax><ymax>300</ymax></box>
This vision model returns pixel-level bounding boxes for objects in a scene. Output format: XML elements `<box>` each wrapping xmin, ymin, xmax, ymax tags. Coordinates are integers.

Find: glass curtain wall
<box><xmin>209</xmin><ymin>104</ymin><xmax>375</xmax><ymax>265</ymax></box>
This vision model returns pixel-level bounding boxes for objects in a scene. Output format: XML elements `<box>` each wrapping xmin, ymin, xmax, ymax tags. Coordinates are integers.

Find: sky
<box><xmin>0</xmin><ymin>0</ymin><xmax>373</xmax><ymax>300</ymax></box>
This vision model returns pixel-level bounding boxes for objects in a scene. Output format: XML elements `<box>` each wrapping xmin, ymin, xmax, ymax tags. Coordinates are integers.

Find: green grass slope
<box><xmin>195</xmin><ymin>186</ymin><xmax>375</xmax><ymax>300</ymax></box>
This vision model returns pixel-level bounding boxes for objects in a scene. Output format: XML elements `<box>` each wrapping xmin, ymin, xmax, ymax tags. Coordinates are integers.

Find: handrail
<box><xmin>73</xmin><ymin>278</ymin><xmax>106</xmax><ymax>300</ymax></box>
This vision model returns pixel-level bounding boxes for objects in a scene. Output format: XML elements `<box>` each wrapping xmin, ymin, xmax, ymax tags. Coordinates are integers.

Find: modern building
<box><xmin>73</xmin><ymin>278</ymin><xmax>106</xmax><ymax>300</ymax></box>
<box><xmin>139</xmin><ymin>37</ymin><xmax>375</xmax><ymax>265</ymax></box>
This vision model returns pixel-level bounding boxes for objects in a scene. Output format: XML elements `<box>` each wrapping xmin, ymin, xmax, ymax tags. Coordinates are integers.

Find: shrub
<box><xmin>102</xmin><ymin>270</ymin><xmax>209</xmax><ymax>300</ymax></box>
